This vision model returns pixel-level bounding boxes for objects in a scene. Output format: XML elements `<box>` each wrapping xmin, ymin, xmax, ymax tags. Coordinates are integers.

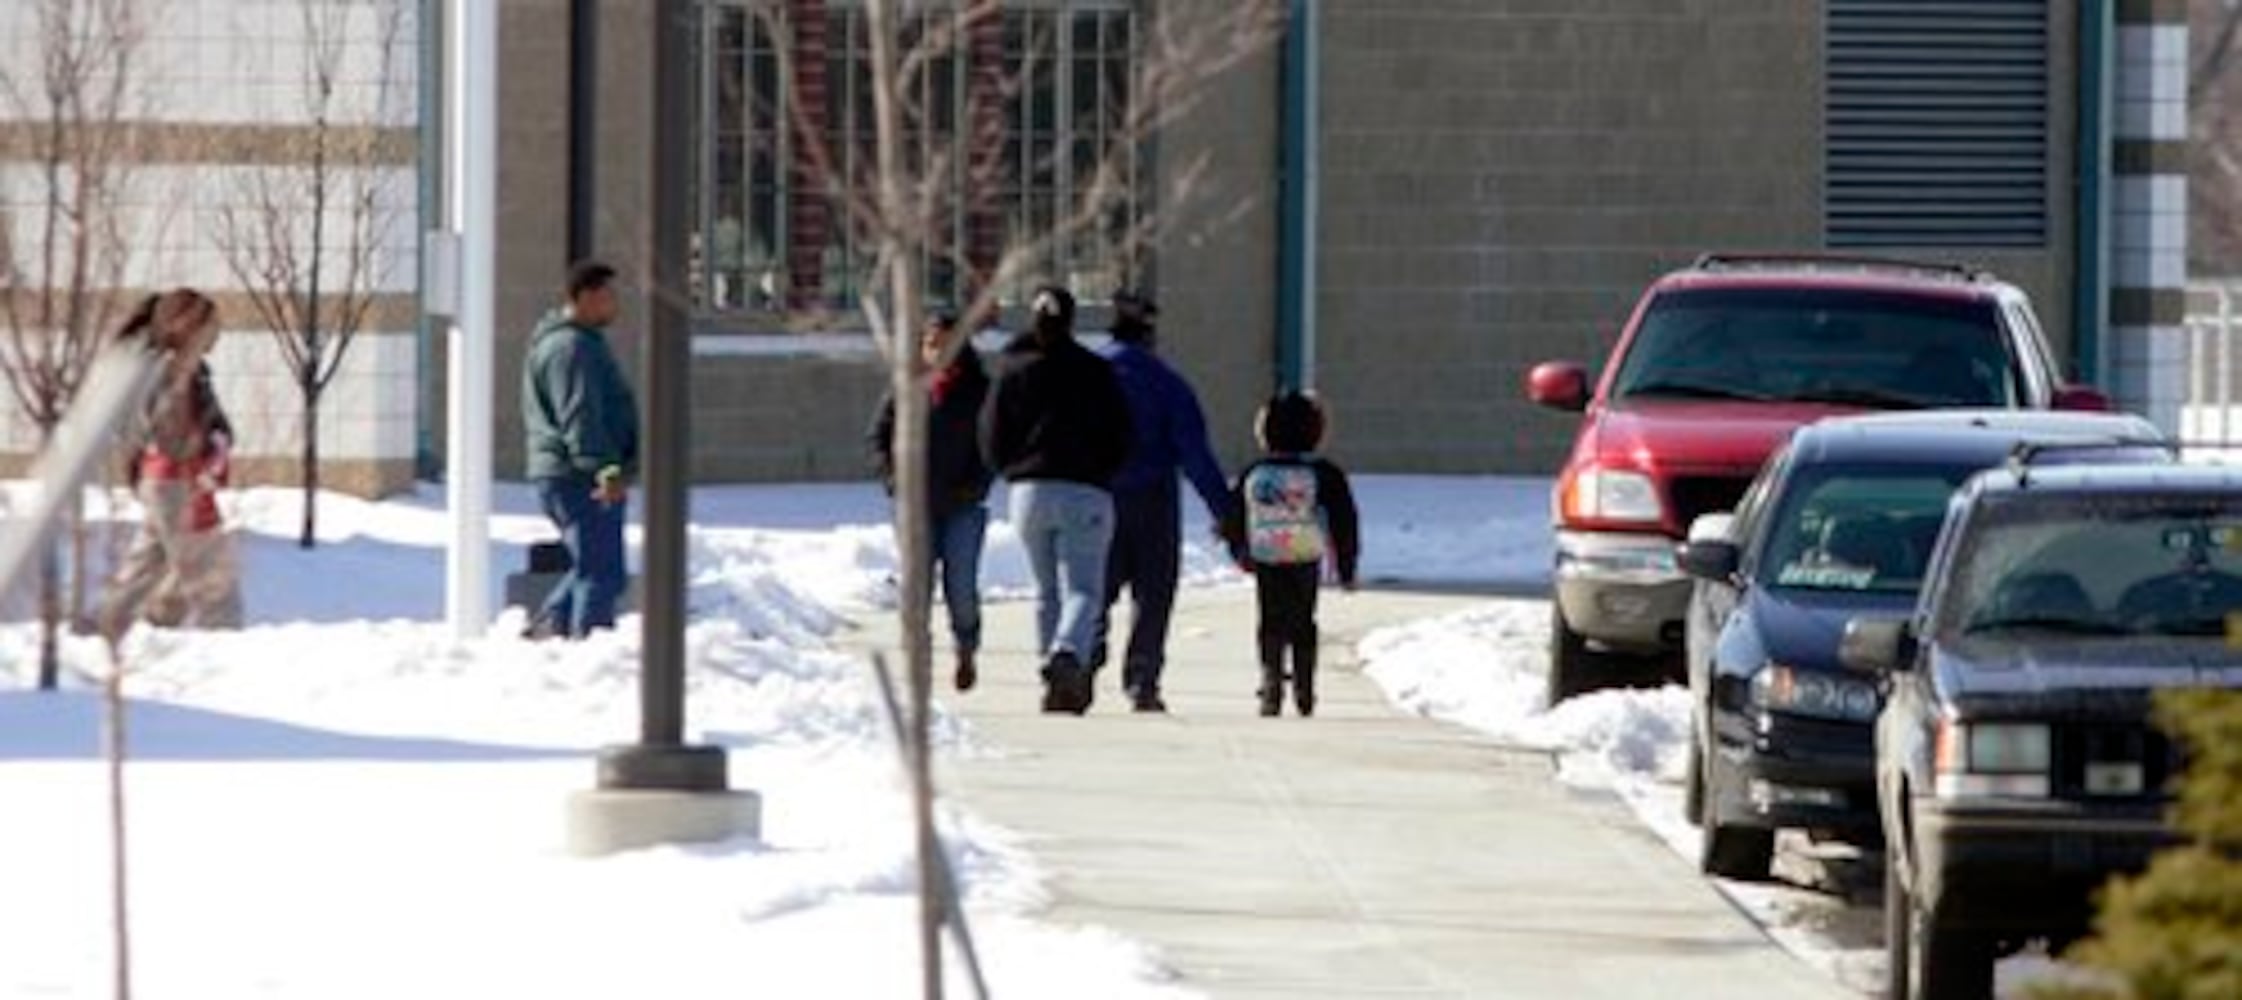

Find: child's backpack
<box><xmin>1242</xmin><ymin>460</ymin><xmax>1326</xmax><ymax>566</ymax></box>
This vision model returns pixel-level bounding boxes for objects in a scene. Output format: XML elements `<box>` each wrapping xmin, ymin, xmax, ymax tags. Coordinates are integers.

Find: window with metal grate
<box><xmin>1825</xmin><ymin>0</ymin><xmax>2050</xmax><ymax>248</ymax></box>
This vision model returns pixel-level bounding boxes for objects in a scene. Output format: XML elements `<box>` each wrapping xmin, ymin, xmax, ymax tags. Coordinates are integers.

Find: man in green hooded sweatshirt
<box><xmin>521</xmin><ymin>260</ymin><xmax>639</xmax><ymax>638</ymax></box>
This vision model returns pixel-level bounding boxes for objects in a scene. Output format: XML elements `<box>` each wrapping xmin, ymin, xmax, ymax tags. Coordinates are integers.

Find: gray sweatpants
<box><xmin>101</xmin><ymin>479</ymin><xmax>242</xmax><ymax>632</ymax></box>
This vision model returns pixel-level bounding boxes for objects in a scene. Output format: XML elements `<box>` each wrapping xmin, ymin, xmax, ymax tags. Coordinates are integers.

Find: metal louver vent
<box><xmin>1825</xmin><ymin>0</ymin><xmax>2049</xmax><ymax>248</ymax></box>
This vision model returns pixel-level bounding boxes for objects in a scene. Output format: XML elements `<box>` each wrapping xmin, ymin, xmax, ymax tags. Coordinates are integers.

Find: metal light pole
<box><xmin>564</xmin><ymin>0</ymin><xmax>758</xmax><ymax>855</ymax></box>
<box><xmin>442</xmin><ymin>0</ymin><xmax>496</xmax><ymax>638</ymax></box>
<box><xmin>567</xmin><ymin>0</ymin><xmax>598</xmax><ymax>265</ymax></box>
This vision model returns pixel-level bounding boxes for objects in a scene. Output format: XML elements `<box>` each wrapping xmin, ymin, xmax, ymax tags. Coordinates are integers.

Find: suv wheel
<box><xmin>1697</xmin><ymin>753</ymin><xmax>1774</xmax><ymax>880</ymax></box>
<box><xmin>1888</xmin><ymin>843</ymin><xmax>1995</xmax><ymax>1000</ymax></box>
<box><xmin>1884</xmin><ymin>852</ymin><xmax>1914</xmax><ymax>1000</ymax></box>
<box><xmin>1547</xmin><ymin>606</ymin><xmax>1604</xmax><ymax>706</ymax></box>
<box><xmin>1683</xmin><ymin>730</ymin><xmax>1705</xmax><ymax>825</ymax></box>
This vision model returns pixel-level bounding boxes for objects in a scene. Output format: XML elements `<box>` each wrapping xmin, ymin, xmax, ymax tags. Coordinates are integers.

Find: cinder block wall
<box><xmin>1314</xmin><ymin>4</ymin><xmax>1823</xmax><ymax>475</ymax></box>
<box><xmin>1312</xmin><ymin>2</ymin><xmax>2077</xmax><ymax>476</ymax></box>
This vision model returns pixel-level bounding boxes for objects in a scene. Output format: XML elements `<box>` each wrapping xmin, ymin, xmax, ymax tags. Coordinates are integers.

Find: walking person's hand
<box><xmin>593</xmin><ymin>465</ymin><xmax>627</xmax><ymax>506</ymax></box>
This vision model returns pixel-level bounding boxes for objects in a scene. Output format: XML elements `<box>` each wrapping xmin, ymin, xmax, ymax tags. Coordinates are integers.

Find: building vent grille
<box><xmin>1825</xmin><ymin>0</ymin><xmax>2050</xmax><ymax>248</ymax></box>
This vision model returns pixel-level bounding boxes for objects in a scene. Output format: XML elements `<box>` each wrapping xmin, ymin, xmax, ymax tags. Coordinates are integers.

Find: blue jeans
<box><xmin>929</xmin><ymin>504</ymin><xmax>988</xmax><ymax>652</ymax></box>
<box><xmin>535</xmin><ymin>474</ymin><xmax>627</xmax><ymax>637</ymax></box>
<box><xmin>1009</xmin><ymin>480</ymin><xmax>1114</xmax><ymax>660</ymax></box>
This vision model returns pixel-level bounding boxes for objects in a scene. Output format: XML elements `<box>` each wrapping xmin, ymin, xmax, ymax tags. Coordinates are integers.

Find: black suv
<box><xmin>1843</xmin><ymin>462</ymin><xmax>2242</xmax><ymax>1000</ymax></box>
<box><xmin>1676</xmin><ymin>411</ymin><xmax>2163</xmax><ymax>881</ymax></box>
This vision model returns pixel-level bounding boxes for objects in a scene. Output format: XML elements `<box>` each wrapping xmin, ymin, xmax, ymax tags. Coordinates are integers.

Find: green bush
<box><xmin>2038</xmin><ymin>690</ymin><xmax>2242</xmax><ymax>1000</ymax></box>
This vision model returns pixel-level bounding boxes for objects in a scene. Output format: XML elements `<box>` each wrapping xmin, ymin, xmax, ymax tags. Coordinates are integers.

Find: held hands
<box><xmin>195</xmin><ymin>432</ymin><xmax>232</xmax><ymax>493</ymax></box>
<box><xmin>593</xmin><ymin>465</ymin><xmax>627</xmax><ymax>506</ymax></box>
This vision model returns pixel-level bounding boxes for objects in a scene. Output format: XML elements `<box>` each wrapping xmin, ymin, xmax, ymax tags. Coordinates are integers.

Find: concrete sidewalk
<box><xmin>855</xmin><ymin>585</ymin><xmax>1845</xmax><ymax>999</ymax></box>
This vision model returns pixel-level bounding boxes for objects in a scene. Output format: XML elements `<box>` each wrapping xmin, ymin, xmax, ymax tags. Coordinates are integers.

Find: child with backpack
<box><xmin>1221</xmin><ymin>392</ymin><xmax>1359</xmax><ymax>717</ymax></box>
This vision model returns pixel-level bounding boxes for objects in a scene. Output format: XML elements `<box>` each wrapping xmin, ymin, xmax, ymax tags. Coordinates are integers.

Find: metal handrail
<box><xmin>2184</xmin><ymin>282</ymin><xmax>2242</xmax><ymax>448</ymax></box>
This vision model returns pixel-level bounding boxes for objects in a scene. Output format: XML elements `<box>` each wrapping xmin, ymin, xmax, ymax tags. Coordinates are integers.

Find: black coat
<box><xmin>978</xmin><ymin>331</ymin><xmax>1131</xmax><ymax>489</ymax></box>
<box><xmin>868</xmin><ymin>351</ymin><xmax>995</xmax><ymax>519</ymax></box>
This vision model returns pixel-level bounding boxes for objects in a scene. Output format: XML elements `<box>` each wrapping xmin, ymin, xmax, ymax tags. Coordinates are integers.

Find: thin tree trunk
<box><xmin>104</xmin><ymin>646</ymin><xmax>133</xmax><ymax>1000</ymax></box>
<box><xmin>864</xmin><ymin>4</ymin><xmax>942</xmax><ymax>993</ymax></box>
<box><xmin>37</xmin><ymin>420</ymin><xmax>62</xmax><ymax>690</ymax></box>
<box><xmin>70</xmin><ymin>488</ymin><xmax>89</xmax><ymax>627</ymax></box>
<box><xmin>302</xmin><ymin>99</ymin><xmax>330</xmax><ymax>550</ymax></box>
<box><xmin>38</xmin><ymin>534</ymin><xmax>62</xmax><ymax>690</ymax></box>
<box><xmin>300</xmin><ymin>385</ymin><xmax>319</xmax><ymax>548</ymax></box>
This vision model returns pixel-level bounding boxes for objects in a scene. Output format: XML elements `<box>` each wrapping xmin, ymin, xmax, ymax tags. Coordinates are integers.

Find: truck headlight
<box><xmin>1750</xmin><ymin>664</ymin><xmax>1879</xmax><ymax>722</ymax></box>
<box><xmin>1932</xmin><ymin>721</ymin><xmax>2052</xmax><ymax>798</ymax></box>
<box><xmin>1966</xmin><ymin>723</ymin><xmax>2051</xmax><ymax>773</ymax></box>
<box><xmin>1560</xmin><ymin>467</ymin><xmax>1663</xmax><ymax>524</ymax></box>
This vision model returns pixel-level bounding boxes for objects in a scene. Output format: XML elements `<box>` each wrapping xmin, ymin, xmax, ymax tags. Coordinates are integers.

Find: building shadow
<box><xmin>0</xmin><ymin>691</ymin><xmax>576</xmax><ymax>763</ymax></box>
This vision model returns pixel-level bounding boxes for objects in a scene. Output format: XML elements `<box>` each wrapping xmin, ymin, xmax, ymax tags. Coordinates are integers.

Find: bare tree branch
<box><xmin>211</xmin><ymin>0</ymin><xmax>409</xmax><ymax>545</ymax></box>
<box><xmin>2194</xmin><ymin>0</ymin><xmax>2242</xmax><ymax>100</ymax></box>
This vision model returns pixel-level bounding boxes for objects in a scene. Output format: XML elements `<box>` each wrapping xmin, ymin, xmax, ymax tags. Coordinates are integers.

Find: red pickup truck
<box><xmin>1525</xmin><ymin>253</ymin><xmax>2109</xmax><ymax>703</ymax></box>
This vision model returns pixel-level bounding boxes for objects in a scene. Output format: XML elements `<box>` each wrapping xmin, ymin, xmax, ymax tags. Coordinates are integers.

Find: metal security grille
<box><xmin>1825</xmin><ymin>0</ymin><xmax>2050</xmax><ymax>248</ymax></box>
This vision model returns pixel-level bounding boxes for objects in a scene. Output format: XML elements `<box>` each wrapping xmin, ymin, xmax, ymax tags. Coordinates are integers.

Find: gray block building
<box><xmin>19</xmin><ymin>1</ymin><xmax>2164</xmax><ymax>491</ymax></box>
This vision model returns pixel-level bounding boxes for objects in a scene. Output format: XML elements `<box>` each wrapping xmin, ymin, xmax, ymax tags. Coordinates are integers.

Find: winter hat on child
<box><xmin>1257</xmin><ymin>391</ymin><xmax>1326</xmax><ymax>454</ymax></box>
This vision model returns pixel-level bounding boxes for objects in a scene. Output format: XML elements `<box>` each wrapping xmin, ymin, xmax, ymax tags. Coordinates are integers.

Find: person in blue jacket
<box><xmin>520</xmin><ymin>261</ymin><xmax>639</xmax><ymax>639</ymax></box>
<box><xmin>1092</xmin><ymin>290</ymin><xmax>1230</xmax><ymax>713</ymax></box>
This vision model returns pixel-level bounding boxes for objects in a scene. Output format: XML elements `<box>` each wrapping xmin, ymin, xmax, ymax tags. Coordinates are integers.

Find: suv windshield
<box><xmin>1762</xmin><ymin>468</ymin><xmax>1964</xmax><ymax>594</ymax></box>
<box><xmin>1943</xmin><ymin>495</ymin><xmax>2242</xmax><ymax>641</ymax></box>
<box><xmin>1611</xmin><ymin>289</ymin><xmax>2019</xmax><ymax>409</ymax></box>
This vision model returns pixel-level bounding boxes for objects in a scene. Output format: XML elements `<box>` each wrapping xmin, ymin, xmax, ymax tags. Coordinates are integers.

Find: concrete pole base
<box><xmin>564</xmin><ymin>787</ymin><xmax>762</xmax><ymax>857</ymax></box>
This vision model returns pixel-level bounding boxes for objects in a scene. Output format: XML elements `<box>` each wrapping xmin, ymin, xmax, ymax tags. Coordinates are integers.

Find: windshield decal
<box><xmin>1778</xmin><ymin>563</ymin><xmax>1877</xmax><ymax>590</ymax></box>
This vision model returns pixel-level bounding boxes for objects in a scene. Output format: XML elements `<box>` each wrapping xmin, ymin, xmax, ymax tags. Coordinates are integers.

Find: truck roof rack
<box><xmin>2006</xmin><ymin>437</ymin><xmax>2176</xmax><ymax>486</ymax></box>
<box><xmin>1690</xmin><ymin>252</ymin><xmax>1990</xmax><ymax>283</ymax></box>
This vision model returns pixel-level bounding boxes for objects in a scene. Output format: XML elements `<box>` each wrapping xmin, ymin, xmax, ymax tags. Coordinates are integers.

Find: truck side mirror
<box><xmin>1839</xmin><ymin>617</ymin><xmax>1916</xmax><ymax>674</ymax></box>
<box><xmin>1526</xmin><ymin>361</ymin><xmax>1589</xmax><ymax>412</ymax></box>
<box><xmin>2052</xmin><ymin>384</ymin><xmax>2112</xmax><ymax>412</ymax></box>
<box><xmin>1676</xmin><ymin>539</ymin><xmax>1740</xmax><ymax>581</ymax></box>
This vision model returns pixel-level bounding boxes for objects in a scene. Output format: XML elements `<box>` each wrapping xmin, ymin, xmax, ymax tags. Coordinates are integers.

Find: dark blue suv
<box><xmin>1845</xmin><ymin>461</ymin><xmax>2242</xmax><ymax>1000</ymax></box>
<box><xmin>1674</xmin><ymin>410</ymin><xmax>2163</xmax><ymax>881</ymax></box>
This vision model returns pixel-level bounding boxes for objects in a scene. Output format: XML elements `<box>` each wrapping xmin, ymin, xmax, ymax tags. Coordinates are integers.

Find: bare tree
<box><xmin>0</xmin><ymin>0</ymin><xmax>154</xmax><ymax>690</ymax></box>
<box><xmin>214</xmin><ymin>0</ymin><xmax>411</xmax><ymax>548</ymax></box>
<box><xmin>2195</xmin><ymin>0</ymin><xmax>2242</xmax><ymax>274</ymax></box>
<box><xmin>732</xmin><ymin>1</ymin><xmax>1281</xmax><ymax>992</ymax></box>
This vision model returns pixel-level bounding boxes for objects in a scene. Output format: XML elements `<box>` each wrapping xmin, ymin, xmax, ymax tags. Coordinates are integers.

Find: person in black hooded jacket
<box><xmin>979</xmin><ymin>285</ymin><xmax>1131</xmax><ymax>714</ymax></box>
<box><xmin>869</xmin><ymin>309</ymin><xmax>995</xmax><ymax>693</ymax></box>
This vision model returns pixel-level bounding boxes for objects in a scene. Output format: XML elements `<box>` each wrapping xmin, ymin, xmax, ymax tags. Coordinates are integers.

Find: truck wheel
<box><xmin>1697</xmin><ymin>753</ymin><xmax>1773</xmax><ymax>879</ymax></box>
<box><xmin>1884</xmin><ymin>852</ymin><xmax>1913</xmax><ymax>1000</ymax></box>
<box><xmin>1899</xmin><ymin>865</ymin><xmax>1995</xmax><ymax>1000</ymax></box>
<box><xmin>1547</xmin><ymin>607</ymin><xmax>1604</xmax><ymax>706</ymax></box>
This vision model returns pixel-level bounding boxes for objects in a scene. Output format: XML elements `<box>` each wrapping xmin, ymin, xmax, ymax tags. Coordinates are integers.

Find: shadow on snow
<box><xmin>0</xmin><ymin>691</ymin><xmax>576</xmax><ymax>763</ymax></box>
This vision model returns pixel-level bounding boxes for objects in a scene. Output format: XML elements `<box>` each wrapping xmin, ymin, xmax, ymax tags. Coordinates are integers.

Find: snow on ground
<box><xmin>1</xmin><ymin>477</ymin><xmax>1236</xmax><ymax>1000</ymax></box>
<box><xmin>5</xmin><ymin>469</ymin><xmax>2075</xmax><ymax>998</ymax></box>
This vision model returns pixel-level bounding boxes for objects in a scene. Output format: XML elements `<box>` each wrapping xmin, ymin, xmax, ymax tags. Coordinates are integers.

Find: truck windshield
<box><xmin>1944</xmin><ymin>496</ymin><xmax>2242</xmax><ymax>641</ymax></box>
<box><xmin>1611</xmin><ymin>289</ymin><xmax>2018</xmax><ymax>409</ymax></box>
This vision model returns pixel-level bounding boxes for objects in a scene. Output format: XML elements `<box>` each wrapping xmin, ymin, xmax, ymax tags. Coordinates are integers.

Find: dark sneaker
<box><xmin>954</xmin><ymin>649</ymin><xmax>978</xmax><ymax>693</ymax></box>
<box><xmin>1040</xmin><ymin>652</ymin><xmax>1091</xmax><ymax>715</ymax></box>
<box><xmin>1258</xmin><ymin>668</ymin><xmax>1286</xmax><ymax>717</ymax></box>
<box><xmin>1130</xmin><ymin>689</ymin><xmax>1167</xmax><ymax>714</ymax></box>
<box><xmin>1295</xmin><ymin>693</ymin><xmax>1316</xmax><ymax>718</ymax></box>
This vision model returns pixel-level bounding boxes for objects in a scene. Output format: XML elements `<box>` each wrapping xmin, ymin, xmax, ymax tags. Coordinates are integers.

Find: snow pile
<box><xmin>1358</xmin><ymin>600</ymin><xmax>1689</xmax><ymax>790</ymax></box>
